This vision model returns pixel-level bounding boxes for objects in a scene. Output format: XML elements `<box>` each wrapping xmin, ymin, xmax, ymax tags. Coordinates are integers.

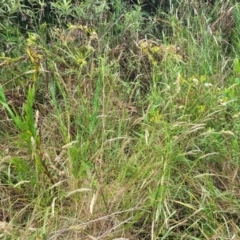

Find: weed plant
<box><xmin>0</xmin><ymin>0</ymin><xmax>240</xmax><ymax>239</ymax></box>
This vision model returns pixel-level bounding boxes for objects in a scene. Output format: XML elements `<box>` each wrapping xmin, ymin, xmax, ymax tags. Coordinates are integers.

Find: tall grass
<box><xmin>0</xmin><ymin>0</ymin><xmax>240</xmax><ymax>239</ymax></box>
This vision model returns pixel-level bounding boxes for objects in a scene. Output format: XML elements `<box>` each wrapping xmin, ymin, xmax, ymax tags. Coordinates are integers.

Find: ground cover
<box><xmin>0</xmin><ymin>0</ymin><xmax>240</xmax><ymax>239</ymax></box>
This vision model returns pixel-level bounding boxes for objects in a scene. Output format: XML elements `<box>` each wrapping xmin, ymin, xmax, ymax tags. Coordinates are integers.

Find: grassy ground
<box><xmin>1</xmin><ymin>0</ymin><xmax>240</xmax><ymax>239</ymax></box>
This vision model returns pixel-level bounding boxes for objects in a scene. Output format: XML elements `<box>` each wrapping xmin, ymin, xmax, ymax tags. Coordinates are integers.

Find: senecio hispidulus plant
<box><xmin>0</xmin><ymin>32</ymin><xmax>54</xmax><ymax>186</ymax></box>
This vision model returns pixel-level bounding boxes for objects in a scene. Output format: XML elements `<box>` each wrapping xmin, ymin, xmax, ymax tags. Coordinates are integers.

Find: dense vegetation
<box><xmin>1</xmin><ymin>0</ymin><xmax>240</xmax><ymax>239</ymax></box>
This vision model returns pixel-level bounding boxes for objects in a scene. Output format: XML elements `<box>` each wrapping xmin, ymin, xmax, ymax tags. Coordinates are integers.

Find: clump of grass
<box><xmin>0</xmin><ymin>0</ymin><xmax>240</xmax><ymax>239</ymax></box>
